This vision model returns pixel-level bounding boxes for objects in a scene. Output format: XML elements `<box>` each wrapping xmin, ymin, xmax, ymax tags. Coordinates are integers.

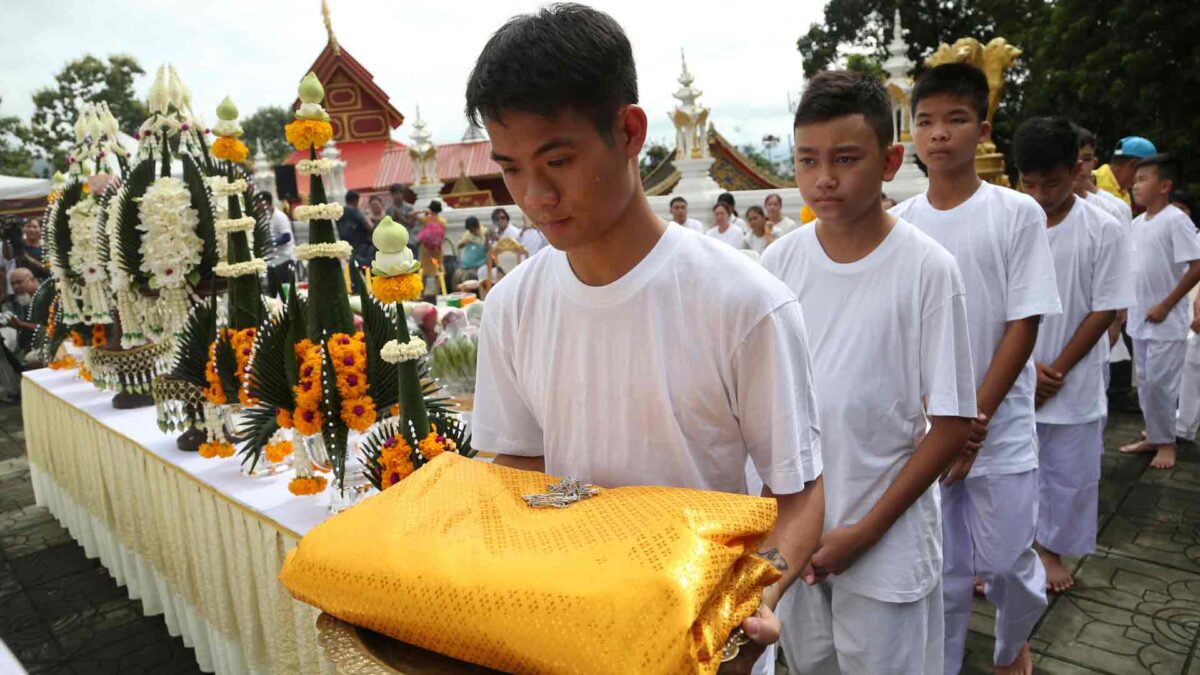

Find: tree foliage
<box><xmin>242</xmin><ymin>106</ymin><xmax>293</xmax><ymax>165</ymax></box>
<box><xmin>29</xmin><ymin>55</ymin><xmax>147</xmax><ymax>171</ymax></box>
<box><xmin>0</xmin><ymin>97</ymin><xmax>34</xmax><ymax>177</ymax></box>
<box><xmin>638</xmin><ymin>141</ymin><xmax>671</xmax><ymax>178</ymax></box>
<box><xmin>845</xmin><ymin>53</ymin><xmax>886</xmax><ymax>80</ymax></box>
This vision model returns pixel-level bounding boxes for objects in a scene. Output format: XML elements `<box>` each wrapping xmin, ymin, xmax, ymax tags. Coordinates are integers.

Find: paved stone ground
<box><xmin>0</xmin><ymin>395</ymin><xmax>1198</xmax><ymax>673</ymax></box>
<box><xmin>0</xmin><ymin>402</ymin><xmax>199</xmax><ymax>674</ymax></box>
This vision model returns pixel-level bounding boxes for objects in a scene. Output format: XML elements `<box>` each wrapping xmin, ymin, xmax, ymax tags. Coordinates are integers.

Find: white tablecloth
<box><xmin>21</xmin><ymin>368</ymin><xmax>337</xmax><ymax>675</ymax></box>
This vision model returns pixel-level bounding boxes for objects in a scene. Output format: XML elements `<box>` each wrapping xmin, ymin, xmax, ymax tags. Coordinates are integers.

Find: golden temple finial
<box><xmin>321</xmin><ymin>0</ymin><xmax>340</xmax><ymax>56</ymax></box>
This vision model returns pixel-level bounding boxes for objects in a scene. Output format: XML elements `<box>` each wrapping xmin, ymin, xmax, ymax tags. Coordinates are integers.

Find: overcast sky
<box><xmin>1</xmin><ymin>0</ymin><xmax>828</xmax><ymax>154</ymax></box>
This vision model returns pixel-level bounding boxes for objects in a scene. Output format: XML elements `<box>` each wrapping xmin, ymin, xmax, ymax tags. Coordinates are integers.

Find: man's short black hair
<box><xmin>669</xmin><ymin>196</ymin><xmax>686</xmax><ymax>207</ymax></box>
<box><xmin>911</xmin><ymin>63</ymin><xmax>989</xmax><ymax>122</ymax></box>
<box><xmin>1074</xmin><ymin>125</ymin><xmax>1097</xmax><ymax>150</ymax></box>
<box><xmin>794</xmin><ymin>69</ymin><xmax>893</xmax><ymax>147</ymax></box>
<box><xmin>257</xmin><ymin>191</ymin><xmax>273</xmax><ymax>206</ymax></box>
<box><xmin>345</xmin><ymin>190</ymin><xmax>360</xmax><ymax>205</ymax></box>
<box><xmin>1137</xmin><ymin>153</ymin><xmax>1182</xmax><ymax>190</ymax></box>
<box><xmin>465</xmin><ymin>216</ymin><xmax>480</xmax><ymax>231</ymax></box>
<box><xmin>429</xmin><ymin>200</ymin><xmax>443</xmax><ymax>214</ymax></box>
<box><xmin>389</xmin><ymin>183</ymin><xmax>406</xmax><ymax>195</ymax></box>
<box><xmin>1014</xmin><ymin>116</ymin><xmax>1079</xmax><ymax>174</ymax></box>
<box><xmin>465</xmin><ymin>3</ymin><xmax>638</xmax><ymax>137</ymax></box>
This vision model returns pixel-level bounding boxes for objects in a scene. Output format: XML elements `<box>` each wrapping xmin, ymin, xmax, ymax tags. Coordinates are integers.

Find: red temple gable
<box><xmin>293</xmin><ymin>41</ymin><xmax>404</xmax><ymax>143</ymax></box>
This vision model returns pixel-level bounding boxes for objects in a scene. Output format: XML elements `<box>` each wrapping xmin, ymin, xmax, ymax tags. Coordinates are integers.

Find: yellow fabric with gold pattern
<box><xmin>279</xmin><ymin>453</ymin><xmax>781</xmax><ymax>674</ymax></box>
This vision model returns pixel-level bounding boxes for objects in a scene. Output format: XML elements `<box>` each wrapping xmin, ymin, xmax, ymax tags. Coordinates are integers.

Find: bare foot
<box><xmin>1038</xmin><ymin>548</ymin><xmax>1074</xmax><ymax>593</ymax></box>
<box><xmin>995</xmin><ymin>642</ymin><xmax>1032</xmax><ymax>675</ymax></box>
<box><xmin>1120</xmin><ymin>439</ymin><xmax>1155</xmax><ymax>454</ymax></box>
<box><xmin>1151</xmin><ymin>444</ymin><xmax>1177</xmax><ymax>469</ymax></box>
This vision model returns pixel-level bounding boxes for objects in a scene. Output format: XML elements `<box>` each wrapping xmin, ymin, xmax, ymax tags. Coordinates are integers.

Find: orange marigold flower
<box><xmin>285</xmin><ymin>119</ymin><xmax>333</xmax><ymax>151</ymax></box>
<box><xmin>370</xmin><ymin>273</ymin><xmax>423</xmax><ymax>304</ymax></box>
<box><xmin>293</xmin><ymin>406</ymin><xmax>323</xmax><ymax>436</ymax></box>
<box><xmin>70</xmin><ymin>330</ymin><xmax>85</xmax><ymax>348</ymax></box>
<box><xmin>335</xmin><ymin>369</ymin><xmax>368</xmax><ymax>398</ymax></box>
<box><xmin>381</xmin><ymin>451</ymin><xmax>415</xmax><ymax>489</ymax></box>
<box><xmin>276</xmin><ymin>408</ymin><xmax>293</xmax><ymax>429</ymax></box>
<box><xmin>418</xmin><ymin>430</ymin><xmax>453</xmax><ymax>461</ymax></box>
<box><xmin>203</xmin><ymin>342</ymin><xmax>227</xmax><ymax>405</ymax></box>
<box><xmin>265</xmin><ymin>440</ymin><xmax>294</xmax><ymax>464</ymax></box>
<box><xmin>49</xmin><ymin>356</ymin><xmax>78</xmax><ymax>370</ymax></box>
<box><xmin>211</xmin><ymin>136</ymin><xmax>249</xmax><ymax>163</ymax></box>
<box><xmin>288</xmin><ymin>475</ymin><xmax>328</xmax><ymax>496</ymax></box>
<box><xmin>79</xmin><ymin>366</ymin><xmax>92</xmax><ymax>382</ymax></box>
<box><xmin>340</xmin><ymin>397</ymin><xmax>377</xmax><ymax>432</ymax></box>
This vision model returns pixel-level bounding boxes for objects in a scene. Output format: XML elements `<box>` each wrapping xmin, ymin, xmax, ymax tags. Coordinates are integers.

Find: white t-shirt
<box><xmin>495</xmin><ymin>225</ymin><xmax>521</xmax><ymax>242</ymax></box>
<box><xmin>472</xmin><ymin>225</ymin><xmax>823</xmax><ymax>494</ymax></box>
<box><xmin>706</xmin><ymin>224</ymin><xmax>745</xmax><ymax>249</ymax></box>
<box><xmin>1127</xmin><ymin>204</ymin><xmax>1200</xmax><ymax>341</ymax></box>
<box><xmin>1034</xmin><ymin>198</ymin><xmax>1135</xmax><ymax>424</ymax></box>
<box><xmin>892</xmin><ymin>182</ymin><xmax>1062</xmax><ymax>476</ymax></box>
<box><xmin>518</xmin><ymin>227</ymin><xmax>548</xmax><ymax>256</ymax></box>
<box><xmin>744</xmin><ymin>227</ymin><xmax>779</xmax><ymax>254</ymax></box>
<box><xmin>762</xmin><ymin>219</ymin><xmax>976</xmax><ymax>602</ymax></box>
<box><xmin>266</xmin><ymin>209</ymin><xmax>295</xmax><ymax>266</ymax></box>
<box><xmin>771</xmin><ymin>216</ymin><xmax>799</xmax><ymax>236</ymax></box>
<box><xmin>671</xmin><ymin>217</ymin><xmax>705</xmax><ymax>234</ymax></box>
<box><xmin>1086</xmin><ymin>190</ymin><xmax>1133</xmax><ymax>231</ymax></box>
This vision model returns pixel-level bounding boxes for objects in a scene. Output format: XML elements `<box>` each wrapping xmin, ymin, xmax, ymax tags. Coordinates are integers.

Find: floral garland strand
<box><xmin>295</xmin><ymin>241</ymin><xmax>352</xmax><ymax>261</ymax></box>
<box><xmin>136</xmin><ymin>176</ymin><xmax>203</xmax><ymax>292</ymax></box>
<box><xmin>293</xmin><ymin>339</ymin><xmax>324</xmax><ymax>436</ymax></box>
<box><xmin>296</xmin><ymin>159</ymin><xmax>333</xmax><ymax>176</ymax></box>
<box><xmin>214</xmin><ymin>259</ymin><xmax>267</xmax><ymax>278</ymax></box>
<box><xmin>328</xmin><ymin>332</ymin><xmax>376</xmax><ymax>432</ymax></box>
<box><xmin>293</xmin><ymin>203</ymin><xmax>343</xmax><ymax>222</ymax></box>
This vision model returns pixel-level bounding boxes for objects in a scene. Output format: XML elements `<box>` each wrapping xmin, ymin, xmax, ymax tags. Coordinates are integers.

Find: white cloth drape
<box><xmin>21</xmin><ymin>368</ymin><xmax>335</xmax><ymax>675</ymax></box>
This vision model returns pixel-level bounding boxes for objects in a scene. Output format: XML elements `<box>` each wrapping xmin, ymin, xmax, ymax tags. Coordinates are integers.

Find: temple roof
<box><xmin>643</xmin><ymin>126</ymin><xmax>792</xmax><ymax>195</ymax></box>
<box><xmin>293</xmin><ymin>40</ymin><xmax>404</xmax><ymax>143</ymax></box>
<box><xmin>375</xmin><ymin>138</ymin><xmax>501</xmax><ymax>187</ymax></box>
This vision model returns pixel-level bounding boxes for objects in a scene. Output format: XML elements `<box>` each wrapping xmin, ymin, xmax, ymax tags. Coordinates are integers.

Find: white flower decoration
<box><xmin>295</xmin><ymin>241</ymin><xmax>352</xmax><ymax>261</ymax></box>
<box><xmin>137</xmin><ymin>176</ymin><xmax>203</xmax><ymax>291</ymax></box>
<box><xmin>381</xmin><ymin>337</ymin><xmax>427</xmax><ymax>364</ymax></box>
<box><xmin>294</xmin><ymin>203</ymin><xmax>343</xmax><ymax>221</ymax></box>
<box><xmin>214</xmin><ymin>259</ymin><xmax>267</xmax><ymax>278</ymax></box>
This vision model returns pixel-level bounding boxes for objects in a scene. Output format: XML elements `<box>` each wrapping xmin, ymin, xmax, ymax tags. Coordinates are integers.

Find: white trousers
<box><xmin>1133</xmin><ymin>338</ymin><xmax>1187</xmax><ymax>444</ymax></box>
<box><xmin>942</xmin><ymin>470</ymin><xmax>1046</xmax><ymax>672</ymax></box>
<box><xmin>777</xmin><ymin>579</ymin><xmax>943</xmax><ymax>675</ymax></box>
<box><xmin>1036</xmin><ymin>421</ymin><xmax>1103</xmax><ymax>556</ymax></box>
<box><xmin>1176</xmin><ymin>335</ymin><xmax>1200</xmax><ymax>440</ymax></box>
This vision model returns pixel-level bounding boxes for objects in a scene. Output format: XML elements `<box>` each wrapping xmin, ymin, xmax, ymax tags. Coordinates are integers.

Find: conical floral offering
<box><xmin>210</xmin><ymin>96</ymin><xmax>248</xmax><ymax>164</ymax></box>
<box><xmin>368</xmin><ymin>216</ymin><xmax>422</xmax><ymax>303</ymax></box>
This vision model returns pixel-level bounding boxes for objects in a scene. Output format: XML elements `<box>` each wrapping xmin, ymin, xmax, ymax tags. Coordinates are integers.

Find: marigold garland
<box><xmin>79</xmin><ymin>366</ymin><xmax>93</xmax><ymax>382</ymax></box>
<box><xmin>198</xmin><ymin>441</ymin><xmax>235</xmax><ymax>459</ymax></box>
<box><xmin>91</xmin><ymin>324</ymin><xmax>107</xmax><ymax>348</ymax></box>
<box><xmin>328</xmin><ymin>332</ymin><xmax>375</xmax><ymax>432</ymax></box>
<box><xmin>370</xmin><ymin>273</ymin><xmax>423</xmax><ymax>304</ymax></box>
<box><xmin>229</xmin><ymin>327</ymin><xmax>259</xmax><ymax>407</ymax></box>
<box><xmin>49</xmin><ymin>356</ymin><xmax>78</xmax><ymax>370</ymax></box>
<box><xmin>265</xmin><ymin>440</ymin><xmax>294</xmax><ymax>464</ymax></box>
<box><xmin>211</xmin><ymin>136</ymin><xmax>248</xmax><ymax>163</ymax></box>
<box><xmin>285</xmin><ymin>119</ymin><xmax>333</xmax><ymax>151</ymax></box>
<box><xmin>379</xmin><ymin>435</ymin><xmax>416</xmax><ymax>489</ymax></box>
<box><xmin>70</xmin><ymin>330</ymin><xmax>85</xmax><ymax>348</ymax></box>
<box><xmin>203</xmin><ymin>340</ymin><xmax>227</xmax><ymax>405</ymax></box>
<box><xmin>288</xmin><ymin>475</ymin><xmax>327</xmax><ymax>495</ymax></box>
<box><xmin>276</xmin><ymin>408</ymin><xmax>293</xmax><ymax>429</ymax></box>
<box><xmin>418</xmin><ymin>428</ymin><xmax>456</xmax><ymax>461</ymax></box>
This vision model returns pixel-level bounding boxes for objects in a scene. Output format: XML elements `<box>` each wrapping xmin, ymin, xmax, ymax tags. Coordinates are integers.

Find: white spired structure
<box><xmin>882</xmin><ymin>9</ymin><xmax>929</xmax><ymax>201</ymax></box>
<box><xmin>668</xmin><ymin>50</ymin><xmax>721</xmax><ymax>201</ymax></box>
<box><xmin>321</xmin><ymin>137</ymin><xmax>348</xmax><ymax>205</ymax></box>
<box><xmin>409</xmin><ymin>105</ymin><xmax>442</xmax><ymax>205</ymax></box>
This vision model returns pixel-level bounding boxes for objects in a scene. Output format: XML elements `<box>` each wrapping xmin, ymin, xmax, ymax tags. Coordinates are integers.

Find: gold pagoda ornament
<box><xmin>670</xmin><ymin>49</ymin><xmax>710</xmax><ymax>161</ymax></box>
<box><xmin>926</xmin><ymin>37</ymin><xmax>1022</xmax><ymax>186</ymax></box>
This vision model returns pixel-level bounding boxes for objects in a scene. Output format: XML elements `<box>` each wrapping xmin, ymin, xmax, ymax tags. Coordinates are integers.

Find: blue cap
<box><xmin>1113</xmin><ymin>136</ymin><xmax>1157</xmax><ymax>159</ymax></box>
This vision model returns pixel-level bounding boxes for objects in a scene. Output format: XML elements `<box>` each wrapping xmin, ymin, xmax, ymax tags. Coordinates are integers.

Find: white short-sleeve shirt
<box><xmin>1034</xmin><ymin>198</ymin><xmax>1135</xmax><ymax>424</ymax></box>
<box><xmin>517</xmin><ymin>227</ymin><xmax>547</xmax><ymax>256</ymax></box>
<box><xmin>1086</xmin><ymin>189</ymin><xmax>1133</xmax><ymax>232</ymax></box>
<box><xmin>472</xmin><ymin>224</ymin><xmax>823</xmax><ymax>495</ymax></box>
<box><xmin>706</xmin><ymin>224</ymin><xmax>746</xmax><ymax>249</ymax></box>
<box><xmin>1127</xmin><ymin>204</ymin><xmax>1200</xmax><ymax>341</ymax></box>
<box><xmin>892</xmin><ymin>182</ymin><xmax>1062</xmax><ymax>476</ymax></box>
<box><xmin>762</xmin><ymin>219</ymin><xmax>976</xmax><ymax>602</ymax></box>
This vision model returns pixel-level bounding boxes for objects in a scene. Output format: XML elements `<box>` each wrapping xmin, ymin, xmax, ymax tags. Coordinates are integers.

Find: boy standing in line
<box><xmin>764</xmin><ymin>70</ymin><xmax>975</xmax><ymax>675</ymax></box>
<box><xmin>1014</xmin><ymin>117</ymin><xmax>1133</xmax><ymax>593</ymax></box>
<box><xmin>892</xmin><ymin>63</ymin><xmax>1062</xmax><ymax>675</ymax></box>
<box><xmin>1118</xmin><ymin>154</ymin><xmax>1200</xmax><ymax>470</ymax></box>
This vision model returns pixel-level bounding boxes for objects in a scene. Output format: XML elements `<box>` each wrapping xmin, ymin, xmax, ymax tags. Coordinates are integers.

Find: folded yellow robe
<box><xmin>280</xmin><ymin>453</ymin><xmax>782</xmax><ymax>674</ymax></box>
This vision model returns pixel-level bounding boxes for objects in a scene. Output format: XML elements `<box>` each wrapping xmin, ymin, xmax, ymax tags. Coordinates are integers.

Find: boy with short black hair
<box><xmin>1074</xmin><ymin>126</ymin><xmax>1134</xmax><ymax>229</ymax></box>
<box><xmin>1014</xmin><ymin>117</ymin><xmax>1133</xmax><ymax>594</ymax></box>
<box><xmin>892</xmin><ymin>63</ymin><xmax>1062</xmax><ymax>675</ymax></box>
<box><xmin>764</xmin><ymin>69</ymin><xmax>975</xmax><ymax>675</ymax></box>
<box><xmin>1119</xmin><ymin>153</ymin><xmax>1200</xmax><ymax>470</ymax></box>
<box><xmin>668</xmin><ymin>195</ymin><xmax>704</xmax><ymax>233</ymax></box>
<box><xmin>465</xmin><ymin>5</ymin><xmax>825</xmax><ymax>672</ymax></box>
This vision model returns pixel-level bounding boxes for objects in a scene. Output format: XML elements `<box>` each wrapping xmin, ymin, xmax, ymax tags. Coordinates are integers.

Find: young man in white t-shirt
<box><xmin>1119</xmin><ymin>154</ymin><xmax>1200</xmax><ymax>470</ymax></box>
<box><xmin>463</xmin><ymin>7</ymin><xmax>824</xmax><ymax>673</ymax></box>
<box><xmin>1015</xmin><ymin>118</ymin><xmax>1134</xmax><ymax>595</ymax></box>
<box><xmin>668</xmin><ymin>196</ymin><xmax>705</xmax><ymax>233</ymax></box>
<box><xmin>891</xmin><ymin>64</ymin><xmax>1062</xmax><ymax>675</ymax></box>
<box><xmin>763</xmin><ymin>70</ymin><xmax>975</xmax><ymax>675</ymax></box>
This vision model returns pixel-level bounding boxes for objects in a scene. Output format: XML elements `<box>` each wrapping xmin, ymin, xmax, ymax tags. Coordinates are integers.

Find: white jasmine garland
<box><xmin>294</xmin><ymin>203</ymin><xmax>343</xmax><ymax>221</ymax></box>
<box><xmin>137</xmin><ymin>176</ymin><xmax>203</xmax><ymax>291</ymax></box>
<box><xmin>295</xmin><ymin>241</ymin><xmax>352</xmax><ymax>261</ymax></box>
<box><xmin>215</xmin><ymin>216</ymin><xmax>256</xmax><ymax>235</ymax></box>
<box><xmin>214</xmin><ymin>259</ymin><xmax>267</xmax><ymax>278</ymax></box>
<box><xmin>211</xmin><ymin>177</ymin><xmax>247</xmax><ymax>197</ymax></box>
<box><xmin>296</xmin><ymin>159</ymin><xmax>333</xmax><ymax>176</ymax></box>
<box><xmin>380</xmin><ymin>337</ymin><xmax>426</xmax><ymax>364</ymax></box>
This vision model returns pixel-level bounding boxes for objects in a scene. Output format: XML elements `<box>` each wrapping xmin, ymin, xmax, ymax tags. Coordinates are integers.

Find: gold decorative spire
<box><xmin>321</xmin><ymin>0</ymin><xmax>340</xmax><ymax>56</ymax></box>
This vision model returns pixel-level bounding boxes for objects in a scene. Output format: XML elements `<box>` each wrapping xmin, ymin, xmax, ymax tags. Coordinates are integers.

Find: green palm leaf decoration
<box><xmin>114</xmin><ymin>159</ymin><xmax>155</xmax><ymax>284</ymax></box>
<box><xmin>182</xmin><ymin>155</ymin><xmax>218</xmax><ymax>279</ymax></box>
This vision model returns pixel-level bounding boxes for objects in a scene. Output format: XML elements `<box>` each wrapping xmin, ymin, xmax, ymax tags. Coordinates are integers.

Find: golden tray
<box><xmin>317</xmin><ymin>612</ymin><xmax>499</xmax><ymax>674</ymax></box>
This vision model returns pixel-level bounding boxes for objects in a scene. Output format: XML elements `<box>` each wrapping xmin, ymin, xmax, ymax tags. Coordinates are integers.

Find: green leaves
<box><xmin>246</xmin><ymin>309</ymin><xmax>295</xmax><ymax>412</ymax></box>
<box><xmin>182</xmin><ymin>154</ymin><xmax>218</xmax><ymax>278</ymax></box>
<box><xmin>171</xmin><ymin>299</ymin><xmax>216</xmax><ymax>389</ymax></box>
<box><xmin>236</xmin><ymin>404</ymin><xmax>279</xmax><ymax>473</ymax></box>
<box><xmin>114</xmin><ymin>158</ymin><xmax>155</xmax><ymax>284</ymax></box>
<box><xmin>50</xmin><ymin>181</ymin><xmax>83</xmax><ymax>277</ymax></box>
<box><xmin>354</xmin><ymin>265</ymin><xmax>399</xmax><ymax>411</ymax></box>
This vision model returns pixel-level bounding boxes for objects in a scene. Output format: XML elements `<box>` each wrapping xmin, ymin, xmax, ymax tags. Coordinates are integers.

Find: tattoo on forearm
<box><xmin>759</xmin><ymin>548</ymin><xmax>789</xmax><ymax>573</ymax></box>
